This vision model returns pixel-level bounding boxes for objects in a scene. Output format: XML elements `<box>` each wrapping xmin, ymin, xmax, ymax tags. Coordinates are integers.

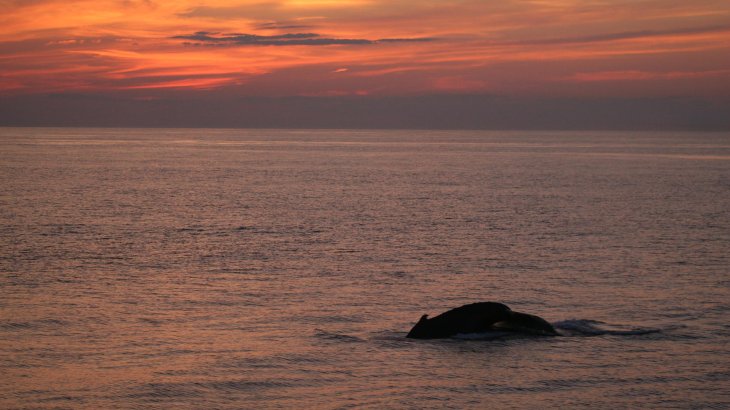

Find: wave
<box><xmin>452</xmin><ymin>331</ymin><xmax>516</xmax><ymax>340</ymax></box>
<box><xmin>553</xmin><ymin>319</ymin><xmax>661</xmax><ymax>336</ymax></box>
<box><xmin>313</xmin><ymin>329</ymin><xmax>364</xmax><ymax>343</ymax></box>
<box><xmin>0</xmin><ymin>318</ymin><xmax>67</xmax><ymax>331</ymax></box>
<box><xmin>432</xmin><ymin>320</ymin><xmax>662</xmax><ymax>340</ymax></box>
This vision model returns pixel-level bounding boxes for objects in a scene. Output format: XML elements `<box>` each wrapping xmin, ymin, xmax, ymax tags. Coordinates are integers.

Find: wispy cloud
<box><xmin>1</xmin><ymin>0</ymin><xmax>729</xmax><ymax>97</ymax></box>
<box><xmin>172</xmin><ymin>31</ymin><xmax>435</xmax><ymax>46</ymax></box>
<box><xmin>254</xmin><ymin>21</ymin><xmax>315</xmax><ymax>31</ymax></box>
<box><xmin>497</xmin><ymin>24</ymin><xmax>730</xmax><ymax>46</ymax></box>
<box><xmin>567</xmin><ymin>69</ymin><xmax>730</xmax><ymax>82</ymax></box>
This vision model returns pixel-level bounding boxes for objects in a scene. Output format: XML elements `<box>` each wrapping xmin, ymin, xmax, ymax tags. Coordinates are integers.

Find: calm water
<box><xmin>1</xmin><ymin>128</ymin><xmax>729</xmax><ymax>409</ymax></box>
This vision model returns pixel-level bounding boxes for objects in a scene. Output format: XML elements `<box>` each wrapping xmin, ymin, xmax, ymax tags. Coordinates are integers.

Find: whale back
<box><xmin>492</xmin><ymin>311</ymin><xmax>559</xmax><ymax>336</ymax></box>
<box><xmin>406</xmin><ymin>302</ymin><xmax>512</xmax><ymax>339</ymax></box>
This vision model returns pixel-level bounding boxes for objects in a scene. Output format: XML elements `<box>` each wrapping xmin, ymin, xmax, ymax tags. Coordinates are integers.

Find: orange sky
<box><xmin>1</xmin><ymin>0</ymin><xmax>730</xmax><ymax>98</ymax></box>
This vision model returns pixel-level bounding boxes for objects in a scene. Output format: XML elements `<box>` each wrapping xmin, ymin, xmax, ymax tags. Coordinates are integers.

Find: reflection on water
<box><xmin>1</xmin><ymin>128</ymin><xmax>729</xmax><ymax>408</ymax></box>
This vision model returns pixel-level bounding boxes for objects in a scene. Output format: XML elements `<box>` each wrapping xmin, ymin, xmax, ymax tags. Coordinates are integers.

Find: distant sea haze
<box><xmin>1</xmin><ymin>95</ymin><xmax>730</xmax><ymax>130</ymax></box>
<box><xmin>1</xmin><ymin>128</ymin><xmax>728</xmax><ymax>408</ymax></box>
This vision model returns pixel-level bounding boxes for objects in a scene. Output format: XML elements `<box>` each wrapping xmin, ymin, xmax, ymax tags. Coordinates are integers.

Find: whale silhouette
<box><xmin>406</xmin><ymin>302</ymin><xmax>558</xmax><ymax>339</ymax></box>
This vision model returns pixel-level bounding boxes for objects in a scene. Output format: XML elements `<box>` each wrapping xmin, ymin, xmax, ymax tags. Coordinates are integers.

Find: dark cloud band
<box><xmin>173</xmin><ymin>31</ymin><xmax>434</xmax><ymax>46</ymax></box>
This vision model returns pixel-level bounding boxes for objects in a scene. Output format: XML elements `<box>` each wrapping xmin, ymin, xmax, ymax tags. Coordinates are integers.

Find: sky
<box><xmin>1</xmin><ymin>0</ymin><xmax>730</xmax><ymax>129</ymax></box>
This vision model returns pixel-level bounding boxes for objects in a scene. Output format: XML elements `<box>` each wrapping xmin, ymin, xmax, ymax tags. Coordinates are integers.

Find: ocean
<box><xmin>1</xmin><ymin>127</ymin><xmax>728</xmax><ymax>408</ymax></box>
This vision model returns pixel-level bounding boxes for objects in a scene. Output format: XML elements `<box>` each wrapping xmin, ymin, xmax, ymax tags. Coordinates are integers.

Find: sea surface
<box><xmin>1</xmin><ymin>127</ymin><xmax>729</xmax><ymax>409</ymax></box>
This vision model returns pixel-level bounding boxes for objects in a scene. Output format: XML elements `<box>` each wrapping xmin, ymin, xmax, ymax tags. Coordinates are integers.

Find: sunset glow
<box><xmin>2</xmin><ymin>0</ymin><xmax>729</xmax><ymax>98</ymax></box>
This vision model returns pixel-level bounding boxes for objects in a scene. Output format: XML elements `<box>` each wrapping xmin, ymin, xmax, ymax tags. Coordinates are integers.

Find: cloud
<box><xmin>2</xmin><ymin>0</ymin><xmax>729</xmax><ymax>99</ymax></box>
<box><xmin>377</xmin><ymin>38</ymin><xmax>436</xmax><ymax>43</ymax></box>
<box><xmin>172</xmin><ymin>31</ymin><xmax>435</xmax><ymax>46</ymax></box>
<box><xmin>117</xmin><ymin>0</ymin><xmax>154</xmax><ymax>7</ymax></box>
<box><xmin>499</xmin><ymin>24</ymin><xmax>730</xmax><ymax>46</ymax></box>
<box><xmin>177</xmin><ymin>3</ymin><xmax>283</xmax><ymax>20</ymax></box>
<box><xmin>177</xmin><ymin>1</ymin><xmax>375</xmax><ymax>20</ymax></box>
<box><xmin>254</xmin><ymin>21</ymin><xmax>315</xmax><ymax>31</ymax></box>
<box><xmin>567</xmin><ymin>69</ymin><xmax>730</xmax><ymax>82</ymax></box>
<box><xmin>0</xmin><ymin>0</ymin><xmax>61</xmax><ymax>9</ymax></box>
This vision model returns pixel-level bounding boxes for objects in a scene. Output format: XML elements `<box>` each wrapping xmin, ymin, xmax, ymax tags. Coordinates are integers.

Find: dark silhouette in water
<box><xmin>406</xmin><ymin>302</ymin><xmax>558</xmax><ymax>339</ymax></box>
